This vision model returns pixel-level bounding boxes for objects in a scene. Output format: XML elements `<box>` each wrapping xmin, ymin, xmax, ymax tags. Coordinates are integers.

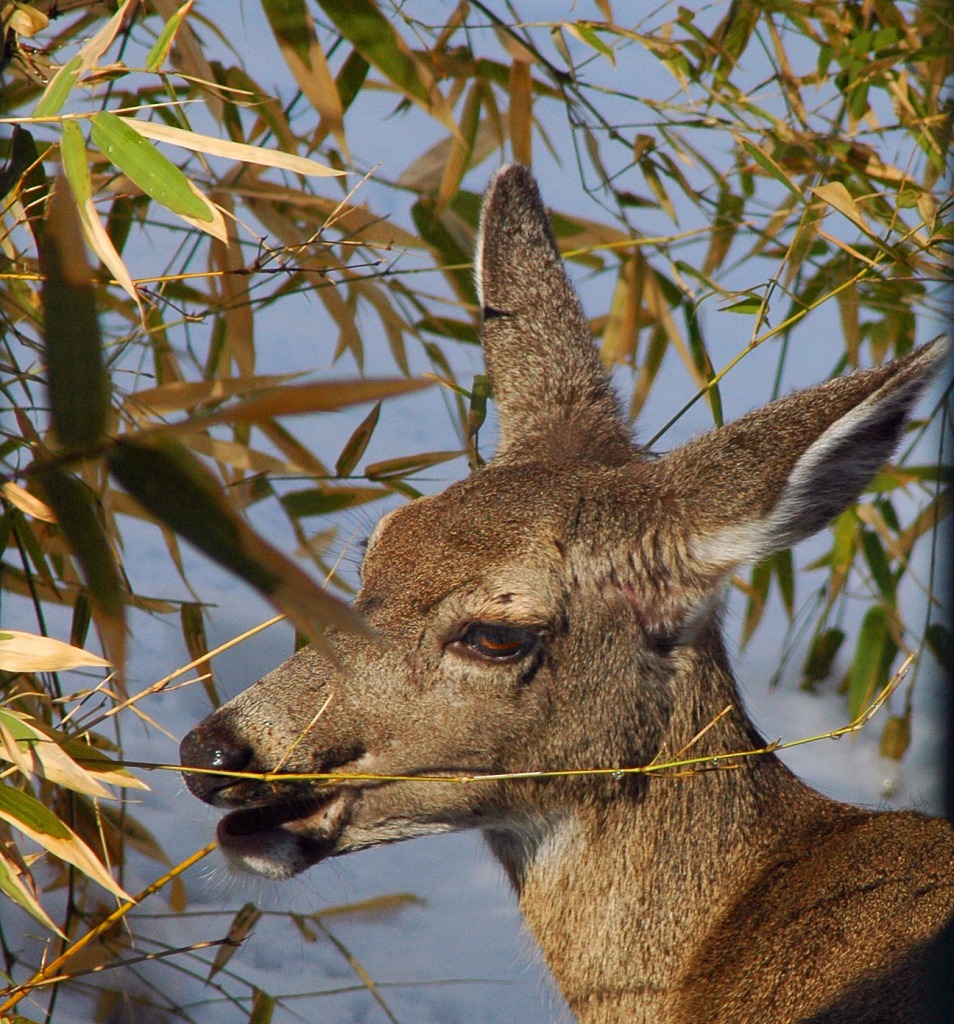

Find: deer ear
<box><xmin>660</xmin><ymin>340</ymin><xmax>948</xmax><ymax>571</ymax></box>
<box><xmin>476</xmin><ymin>164</ymin><xmax>632</xmax><ymax>464</ymax></box>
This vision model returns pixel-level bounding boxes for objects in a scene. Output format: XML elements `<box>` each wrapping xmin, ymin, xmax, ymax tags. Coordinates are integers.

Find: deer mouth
<box><xmin>216</xmin><ymin>790</ymin><xmax>355</xmax><ymax>880</ymax></box>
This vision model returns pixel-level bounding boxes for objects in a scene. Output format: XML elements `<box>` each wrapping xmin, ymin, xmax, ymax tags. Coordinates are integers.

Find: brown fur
<box><xmin>181</xmin><ymin>165</ymin><xmax>954</xmax><ymax>1023</ymax></box>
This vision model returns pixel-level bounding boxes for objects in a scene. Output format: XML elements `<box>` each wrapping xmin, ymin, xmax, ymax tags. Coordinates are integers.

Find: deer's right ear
<box><xmin>660</xmin><ymin>340</ymin><xmax>948</xmax><ymax>573</ymax></box>
<box><xmin>476</xmin><ymin>164</ymin><xmax>632</xmax><ymax>464</ymax></box>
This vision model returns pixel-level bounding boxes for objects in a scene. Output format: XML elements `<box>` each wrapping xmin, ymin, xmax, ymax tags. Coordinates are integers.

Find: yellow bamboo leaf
<box><xmin>0</xmin><ymin>785</ymin><xmax>129</xmax><ymax>900</ymax></box>
<box><xmin>178</xmin><ymin>377</ymin><xmax>434</xmax><ymax>429</ymax></box>
<box><xmin>208</xmin><ymin>902</ymin><xmax>262</xmax><ymax>980</ymax></box>
<box><xmin>0</xmin><ymin>630</ymin><xmax>110</xmax><ymax>673</ymax></box>
<box><xmin>260</xmin><ymin>0</ymin><xmax>347</xmax><ymax>156</ymax></box>
<box><xmin>177</xmin><ymin>176</ymin><xmax>228</xmax><ymax>244</ymax></box>
<box><xmin>0</xmin><ymin>481</ymin><xmax>55</xmax><ymax>523</ymax></box>
<box><xmin>399</xmin><ymin>118</ymin><xmax>497</xmax><ymax>192</ymax></box>
<box><xmin>186</xmin><ymin>433</ymin><xmax>307</xmax><ymax>475</ymax></box>
<box><xmin>126</xmin><ymin>373</ymin><xmax>301</xmax><ymax>418</ymax></box>
<box><xmin>0</xmin><ymin>710</ymin><xmax>114</xmax><ymax>800</ymax></box>
<box><xmin>7</xmin><ymin>5</ymin><xmax>49</xmax><ymax>35</ymax></box>
<box><xmin>0</xmin><ymin>720</ymin><xmax>32</xmax><ymax>777</ymax></box>
<box><xmin>118</xmin><ymin>118</ymin><xmax>345</xmax><ymax>178</ymax></box>
<box><xmin>600</xmin><ymin>253</ymin><xmax>641</xmax><ymax>367</ymax></box>
<box><xmin>509</xmin><ymin>59</ymin><xmax>533</xmax><ymax>166</ymax></box>
<box><xmin>812</xmin><ymin>182</ymin><xmax>870</xmax><ymax>232</ymax></box>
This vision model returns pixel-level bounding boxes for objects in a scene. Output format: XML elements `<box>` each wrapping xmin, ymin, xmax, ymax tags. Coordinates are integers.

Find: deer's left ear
<box><xmin>658</xmin><ymin>340</ymin><xmax>948</xmax><ymax>571</ymax></box>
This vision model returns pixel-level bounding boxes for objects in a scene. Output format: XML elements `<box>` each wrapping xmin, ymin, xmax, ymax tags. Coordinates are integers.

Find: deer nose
<box><xmin>179</xmin><ymin>723</ymin><xmax>253</xmax><ymax>805</ymax></box>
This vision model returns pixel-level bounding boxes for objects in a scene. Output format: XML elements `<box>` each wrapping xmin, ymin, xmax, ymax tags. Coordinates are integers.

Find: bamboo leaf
<box><xmin>0</xmin><ymin>785</ymin><xmax>130</xmax><ymax>900</ymax></box>
<box><xmin>171</xmin><ymin>377</ymin><xmax>432</xmax><ymax>431</ymax></box>
<box><xmin>336</xmin><ymin>402</ymin><xmax>381</xmax><ymax>477</ymax></box>
<box><xmin>0</xmin><ymin>482</ymin><xmax>55</xmax><ymax>523</ymax></box>
<box><xmin>315</xmin><ymin>0</ymin><xmax>431</xmax><ymax>104</ymax></box>
<box><xmin>0</xmin><ymin>850</ymin><xmax>63</xmax><ymax>936</ymax></box>
<box><xmin>741</xmin><ymin>139</ymin><xmax>800</xmax><ymax>195</ymax></box>
<box><xmin>60</xmin><ymin>121</ymin><xmax>141</xmax><ymax>313</ymax></box>
<box><xmin>208</xmin><ymin>902</ymin><xmax>261</xmax><ymax>981</ymax></box>
<box><xmin>365</xmin><ymin>449</ymin><xmax>462</xmax><ymax>480</ymax></box>
<box><xmin>281</xmin><ymin>484</ymin><xmax>389</xmax><ymax>518</ymax></box>
<box><xmin>36</xmin><ymin>467</ymin><xmax>125</xmax><ymax>672</ymax></box>
<box><xmin>33</xmin><ymin>0</ymin><xmax>135</xmax><ymax>116</ymax></box>
<box><xmin>859</xmin><ymin>528</ymin><xmax>896</xmax><ymax>606</ymax></box>
<box><xmin>40</xmin><ymin>180</ymin><xmax>110</xmax><ymax>452</ymax></box>
<box><xmin>248</xmin><ymin>989</ymin><xmax>276</xmax><ymax>1024</ymax></box>
<box><xmin>508</xmin><ymin>59</ymin><xmax>533</xmax><ymax>166</ymax></box>
<box><xmin>90</xmin><ymin>112</ymin><xmax>214</xmax><ymax>223</ymax></box>
<box><xmin>812</xmin><ymin>182</ymin><xmax>870</xmax><ymax>232</ymax></box>
<box><xmin>127</xmin><ymin>373</ymin><xmax>301</xmax><ymax>418</ymax></box>
<box><xmin>118</xmin><ymin>118</ymin><xmax>345</xmax><ymax>178</ymax></box>
<box><xmin>262</xmin><ymin>0</ymin><xmax>348</xmax><ymax>155</ymax></box>
<box><xmin>848</xmin><ymin>606</ymin><xmax>894</xmax><ymax>719</ymax></box>
<box><xmin>0</xmin><ymin>632</ymin><xmax>109</xmax><ymax>673</ymax></box>
<box><xmin>880</xmin><ymin>711</ymin><xmax>911</xmax><ymax>760</ymax></box>
<box><xmin>146</xmin><ymin>0</ymin><xmax>194</xmax><ymax>71</ymax></box>
<box><xmin>0</xmin><ymin>709</ymin><xmax>115</xmax><ymax>800</ymax></box>
<box><xmin>801</xmin><ymin>628</ymin><xmax>846</xmax><ymax>687</ymax></box>
<box><xmin>108</xmin><ymin>438</ymin><xmax>369</xmax><ymax>644</ymax></box>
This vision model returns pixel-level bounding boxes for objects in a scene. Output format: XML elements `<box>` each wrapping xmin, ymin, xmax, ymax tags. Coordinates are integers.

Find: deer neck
<box><xmin>485</xmin><ymin>643</ymin><xmax>819</xmax><ymax>1024</ymax></box>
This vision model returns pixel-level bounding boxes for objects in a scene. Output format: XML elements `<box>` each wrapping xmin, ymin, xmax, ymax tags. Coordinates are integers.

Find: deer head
<box><xmin>180</xmin><ymin>167</ymin><xmax>951</xmax><ymax>1023</ymax></box>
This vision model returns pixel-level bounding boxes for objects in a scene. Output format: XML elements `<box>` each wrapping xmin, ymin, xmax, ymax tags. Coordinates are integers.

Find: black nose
<box><xmin>179</xmin><ymin>723</ymin><xmax>253</xmax><ymax>805</ymax></box>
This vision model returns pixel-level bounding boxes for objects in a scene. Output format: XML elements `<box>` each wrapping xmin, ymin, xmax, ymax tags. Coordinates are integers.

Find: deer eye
<box><xmin>451</xmin><ymin>622</ymin><xmax>539</xmax><ymax>663</ymax></box>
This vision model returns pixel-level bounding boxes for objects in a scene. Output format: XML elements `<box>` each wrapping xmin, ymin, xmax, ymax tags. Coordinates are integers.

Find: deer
<box><xmin>180</xmin><ymin>164</ymin><xmax>954</xmax><ymax>1024</ymax></box>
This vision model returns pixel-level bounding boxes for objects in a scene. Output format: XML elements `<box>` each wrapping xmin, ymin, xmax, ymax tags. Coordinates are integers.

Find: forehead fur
<box><xmin>360</xmin><ymin>460</ymin><xmax>672</xmax><ymax>619</ymax></box>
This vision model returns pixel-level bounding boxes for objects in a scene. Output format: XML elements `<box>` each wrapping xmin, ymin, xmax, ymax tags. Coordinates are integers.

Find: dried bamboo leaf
<box><xmin>119</xmin><ymin>118</ymin><xmax>345</xmax><ymax>178</ymax></box>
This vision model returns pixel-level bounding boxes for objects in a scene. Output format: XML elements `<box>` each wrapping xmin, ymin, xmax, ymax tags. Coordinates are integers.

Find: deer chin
<box><xmin>216</xmin><ymin>790</ymin><xmax>355</xmax><ymax>879</ymax></box>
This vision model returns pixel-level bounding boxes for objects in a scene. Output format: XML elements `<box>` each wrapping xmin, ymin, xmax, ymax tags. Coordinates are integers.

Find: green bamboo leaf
<box><xmin>109</xmin><ymin>438</ymin><xmax>278</xmax><ymax>594</ymax></box>
<box><xmin>181</xmin><ymin>602</ymin><xmax>218</xmax><ymax>708</ymax></box>
<box><xmin>39</xmin><ymin>181</ymin><xmax>110</xmax><ymax>452</ymax></box>
<box><xmin>565</xmin><ymin>22</ymin><xmax>615</xmax><ymax>64</ymax></box>
<box><xmin>719</xmin><ymin>296</ymin><xmax>763</xmax><ymax>314</ymax></box>
<box><xmin>411</xmin><ymin>197</ymin><xmax>476</xmax><ymax>305</ymax></box>
<box><xmin>33</xmin><ymin>56</ymin><xmax>82</xmax><ymax>117</ymax></box>
<box><xmin>90</xmin><ymin>112</ymin><xmax>213</xmax><ymax>223</ymax></box>
<box><xmin>248</xmin><ymin>989</ymin><xmax>276</xmax><ymax>1024</ymax></box>
<box><xmin>0</xmin><ymin>850</ymin><xmax>63</xmax><ymax>936</ymax></box>
<box><xmin>0</xmin><ymin>783</ymin><xmax>129</xmax><ymax>899</ymax></box>
<box><xmin>741</xmin><ymin>139</ymin><xmax>800</xmax><ymax>195</ymax></box>
<box><xmin>146</xmin><ymin>0</ymin><xmax>194</xmax><ymax>71</ymax></box>
<box><xmin>741</xmin><ymin>559</ymin><xmax>771</xmax><ymax>647</ymax></box>
<box><xmin>108</xmin><ymin>438</ymin><xmax>368</xmax><ymax>643</ymax></box>
<box><xmin>801</xmin><ymin>628</ymin><xmax>846</xmax><ymax>687</ymax></box>
<box><xmin>59</xmin><ymin>122</ymin><xmax>91</xmax><ymax>205</ymax></box>
<box><xmin>365</xmin><ymin>450</ymin><xmax>463</xmax><ymax>481</ymax></box>
<box><xmin>1</xmin><ymin>127</ymin><xmax>49</xmax><ymax>253</ymax></box>
<box><xmin>0</xmin><ymin>784</ymin><xmax>71</xmax><ymax>839</ymax></box>
<box><xmin>335</xmin><ymin>401</ymin><xmax>381</xmax><ymax>477</ymax></box>
<box><xmin>281</xmin><ymin>485</ymin><xmax>388</xmax><ymax>518</ymax></box>
<box><xmin>36</xmin><ymin>468</ymin><xmax>123</xmax><ymax>620</ymax></box>
<box><xmin>848</xmin><ymin>606</ymin><xmax>895</xmax><ymax>719</ymax></box>
<box><xmin>467</xmin><ymin>374</ymin><xmax>490</xmax><ymax>438</ymax></box>
<box><xmin>859</xmin><ymin>529</ymin><xmax>896</xmax><ymax>606</ymax></box>
<box><xmin>315</xmin><ymin>0</ymin><xmax>428</xmax><ymax>103</ymax></box>
<box><xmin>772</xmin><ymin>548</ymin><xmax>795</xmax><ymax>618</ymax></box>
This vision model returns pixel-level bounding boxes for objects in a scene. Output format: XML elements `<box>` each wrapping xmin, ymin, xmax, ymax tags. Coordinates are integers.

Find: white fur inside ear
<box><xmin>692</xmin><ymin>365</ymin><xmax>938</xmax><ymax>570</ymax></box>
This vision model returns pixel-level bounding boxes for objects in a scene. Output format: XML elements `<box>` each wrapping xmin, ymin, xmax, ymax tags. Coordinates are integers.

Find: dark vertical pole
<box><xmin>923</xmin><ymin>317</ymin><xmax>953</xmax><ymax>1023</ymax></box>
